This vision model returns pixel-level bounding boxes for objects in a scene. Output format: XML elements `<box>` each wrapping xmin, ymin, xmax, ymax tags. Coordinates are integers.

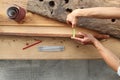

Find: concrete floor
<box><xmin>0</xmin><ymin>60</ymin><xmax>119</xmax><ymax>80</ymax></box>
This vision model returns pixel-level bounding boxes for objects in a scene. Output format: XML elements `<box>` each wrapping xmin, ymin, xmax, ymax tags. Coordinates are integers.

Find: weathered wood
<box><xmin>0</xmin><ymin>0</ymin><xmax>120</xmax><ymax>59</ymax></box>
<box><xmin>0</xmin><ymin>35</ymin><xmax>120</xmax><ymax>60</ymax></box>
<box><xmin>27</xmin><ymin>0</ymin><xmax>120</xmax><ymax>38</ymax></box>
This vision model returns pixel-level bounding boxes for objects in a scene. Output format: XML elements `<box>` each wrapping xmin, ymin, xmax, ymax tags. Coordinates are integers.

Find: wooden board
<box><xmin>0</xmin><ymin>35</ymin><xmax>119</xmax><ymax>60</ymax></box>
<box><xmin>0</xmin><ymin>0</ymin><xmax>120</xmax><ymax>60</ymax></box>
<box><xmin>0</xmin><ymin>25</ymin><xmax>107</xmax><ymax>38</ymax></box>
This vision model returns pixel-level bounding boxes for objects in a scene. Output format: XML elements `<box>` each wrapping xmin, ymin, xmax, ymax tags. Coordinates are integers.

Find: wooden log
<box><xmin>27</xmin><ymin>0</ymin><xmax>120</xmax><ymax>38</ymax></box>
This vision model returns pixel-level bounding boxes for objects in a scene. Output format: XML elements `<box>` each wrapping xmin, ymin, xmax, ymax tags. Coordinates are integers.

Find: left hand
<box><xmin>71</xmin><ymin>32</ymin><xmax>109</xmax><ymax>45</ymax></box>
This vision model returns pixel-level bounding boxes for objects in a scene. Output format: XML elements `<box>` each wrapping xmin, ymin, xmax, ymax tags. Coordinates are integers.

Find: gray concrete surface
<box><xmin>0</xmin><ymin>60</ymin><xmax>119</xmax><ymax>80</ymax></box>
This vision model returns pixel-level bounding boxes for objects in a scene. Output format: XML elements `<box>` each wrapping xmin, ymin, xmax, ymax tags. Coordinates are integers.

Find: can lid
<box><xmin>7</xmin><ymin>6</ymin><xmax>19</xmax><ymax>19</ymax></box>
<box><xmin>7</xmin><ymin>5</ymin><xmax>26</xmax><ymax>22</ymax></box>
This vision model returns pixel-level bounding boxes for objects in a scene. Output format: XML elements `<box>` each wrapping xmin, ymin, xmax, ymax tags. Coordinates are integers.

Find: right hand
<box><xmin>66</xmin><ymin>9</ymin><xmax>80</xmax><ymax>28</ymax></box>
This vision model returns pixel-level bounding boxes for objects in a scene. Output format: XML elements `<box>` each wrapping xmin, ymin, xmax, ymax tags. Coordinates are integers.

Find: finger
<box><xmin>71</xmin><ymin>37</ymin><xmax>84</xmax><ymax>42</ymax></box>
<box><xmin>72</xmin><ymin>19</ymin><xmax>77</xmax><ymax>28</ymax></box>
<box><xmin>72</xmin><ymin>24</ymin><xmax>75</xmax><ymax>28</ymax></box>
<box><xmin>66</xmin><ymin>20</ymin><xmax>69</xmax><ymax>24</ymax></box>
<box><xmin>78</xmin><ymin>32</ymin><xmax>84</xmax><ymax>35</ymax></box>
<box><xmin>94</xmin><ymin>34</ymin><xmax>110</xmax><ymax>39</ymax></box>
<box><xmin>66</xmin><ymin>20</ymin><xmax>71</xmax><ymax>25</ymax></box>
<box><xmin>78</xmin><ymin>32</ymin><xmax>86</xmax><ymax>37</ymax></box>
<box><xmin>72</xmin><ymin>23</ymin><xmax>76</xmax><ymax>28</ymax></box>
<box><xmin>71</xmin><ymin>37</ymin><xmax>84</xmax><ymax>44</ymax></box>
<box><xmin>102</xmin><ymin>35</ymin><xmax>110</xmax><ymax>38</ymax></box>
<box><xmin>66</xmin><ymin>19</ymin><xmax>69</xmax><ymax>24</ymax></box>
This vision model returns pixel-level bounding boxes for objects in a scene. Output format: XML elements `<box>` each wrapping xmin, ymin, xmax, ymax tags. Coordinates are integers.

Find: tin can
<box><xmin>7</xmin><ymin>4</ymin><xmax>26</xmax><ymax>22</ymax></box>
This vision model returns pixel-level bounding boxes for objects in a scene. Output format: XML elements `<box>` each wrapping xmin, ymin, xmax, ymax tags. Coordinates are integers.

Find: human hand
<box><xmin>71</xmin><ymin>32</ymin><xmax>109</xmax><ymax>45</ymax></box>
<box><xmin>66</xmin><ymin>9</ymin><xmax>81</xmax><ymax>28</ymax></box>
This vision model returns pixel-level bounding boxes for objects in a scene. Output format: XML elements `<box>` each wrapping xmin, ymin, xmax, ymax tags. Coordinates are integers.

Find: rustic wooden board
<box><xmin>0</xmin><ymin>35</ymin><xmax>119</xmax><ymax>60</ymax></box>
<box><xmin>0</xmin><ymin>25</ymin><xmax>107</xmax><ymax>38</ymax></box>
<box><xmin>0</xmin><ymin>0</ymin><xmax>120</xmax><ymax>60</ymax></box>
<box><xmin>27</xmin><ymin>0</ymin><xmax>120</xmax><ymax>38</ymax></box>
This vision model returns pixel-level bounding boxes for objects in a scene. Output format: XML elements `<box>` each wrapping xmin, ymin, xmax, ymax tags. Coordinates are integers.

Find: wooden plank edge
<box><xmin>0</xmin><ymin>32</ymin><xmax>72</xmax><ymax>37</ymax></box>
<box><xmin>0</xmin><ymin>57</ymin><xmax>102</xmax><ymax>60</ymax></box>
<box><xmin>0</xmin><ymin>25</ymin><xmax>101</xmax><ymax>37</ymax></box>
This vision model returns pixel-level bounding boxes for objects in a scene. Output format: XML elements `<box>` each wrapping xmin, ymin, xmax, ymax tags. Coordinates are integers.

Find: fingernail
<box><xmin>106</xmin><ymin>35</ymin><xmax>110</xmax><ymax>38</ymax></box>
<box><xmin>107</xmin><ymin>35</ymin><xmax>110</xmax><ymax>37</ymax></box>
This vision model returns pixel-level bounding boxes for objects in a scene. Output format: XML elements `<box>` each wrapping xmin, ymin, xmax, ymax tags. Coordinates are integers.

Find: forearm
<box><xmin>93</xmin><ymin>39</ymin><xmax>120</xmax><ymax>71</ymax></box>
<box><xmin>75</xmin><ymin>7</ymin><xmax>120</xmax><ymax>19</ymax></box>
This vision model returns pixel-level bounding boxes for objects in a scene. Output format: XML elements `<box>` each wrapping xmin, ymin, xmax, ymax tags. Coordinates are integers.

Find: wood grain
<box><xmin>0</xmin><ymin>25</ymin><xmax>107</xmax><ymax>38</ymax></box>
<box><xmin>0</xmin><ymin>0</ymin><xmax>120</xmax><ymax>60</ymax></box>
<box><xmin>0</xmin><ymin>36</ymin><xmax>119</xmax><ymax>60</ymax></box>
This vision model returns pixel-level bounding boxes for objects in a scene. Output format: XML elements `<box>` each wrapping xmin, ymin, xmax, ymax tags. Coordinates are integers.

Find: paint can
<box><xmin>7</xmin><ymin>4</ymin><xmax>26</xmax><ymax>22</ymax></box>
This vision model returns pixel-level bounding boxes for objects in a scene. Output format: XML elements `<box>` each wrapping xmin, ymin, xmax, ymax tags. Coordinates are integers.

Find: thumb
<box><xmin>72</xmin><ymin>24</ymin><xmax>75</xmax><ymax>28</ymax></box>
<box><xmin>71</xmin><ymin>37</ymin><xmax>84</xmax><ymax>42</ymax></box>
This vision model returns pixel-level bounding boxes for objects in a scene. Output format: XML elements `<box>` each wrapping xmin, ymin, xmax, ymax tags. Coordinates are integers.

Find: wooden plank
<box><xmin>0</xmin><ymin>0</ymin><xmax>105</xmax><ymax>38</ymax></box>
<box><xmin>0</xmin><ymin>0</ymin><xmax>120</xmax><ymax>60</ymax></box>
<box><xmin>0</xmin><ymin>25</ymin><xmax>107</xmax><ymax>38</ymax></box>
<box><xmin>0</xmin><ymin>35</ymin><xmax>119</xmax><ymax>60</ymax></box>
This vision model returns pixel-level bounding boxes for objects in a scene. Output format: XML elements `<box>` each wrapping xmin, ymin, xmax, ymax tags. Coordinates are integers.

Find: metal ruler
<box><xmin>38</xmin><ymin>46</ymin><xmax>64</xmax><ymax>52</ymax></box>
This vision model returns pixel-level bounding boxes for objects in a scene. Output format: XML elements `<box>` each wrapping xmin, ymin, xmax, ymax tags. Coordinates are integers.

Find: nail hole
<box><xmin>49</xmin><ymin>1</ymin><xmax>55</xmax><ymax>7</ymax></box>
<box><xmin>66</xmin><ymin>8</ymin><xmax>73</xmax><ymax>13</ymax></box>
<box><xmin>64</xmin><ymin>0</ymin><xmax>69</xmax><ymax>3</ymax></box>
<box><xmin>60</xmin><ymin>41</ymin><xmax>63</xmax><ymax>43</ymax></box>
<box><xmin>26</xmin><ymin>43</ymin><xmax>29</xmax><ymax>45</ymax></box>
<box><xmin>76</xmin><ymin>45</ymin><xmax>79</xmax><ymax>48</ymax></box>
<box><xmin>111</xmin><ymin>19</ymin><xmax>116</xmax><ymax>22</ymax></box>
<box><xmin>39</xmin><ymin>0</ymin><xmax>43</xmax><ymax>1</ymax></box>
<box><xmin>80</xmin><ymin>7</ymin><xmax>84</xmax><ymax>9</ymax></box>
<box><xmin>13</xmin><ymin>40</ymin><xmax>15</xmax><ymax>42</ymax></box>
<box><xmin>51</xmin><ymin>10</ymin><xmax>53</xmax><ymax>14</ymax></box>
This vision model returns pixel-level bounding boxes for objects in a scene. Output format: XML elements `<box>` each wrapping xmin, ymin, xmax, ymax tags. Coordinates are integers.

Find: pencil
<box><xmin>23</xmin><ymin>40</ymin><xmax>42</xmax><ymax>50</ymax></box>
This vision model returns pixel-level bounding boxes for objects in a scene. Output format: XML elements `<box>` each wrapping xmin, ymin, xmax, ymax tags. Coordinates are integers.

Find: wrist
<box><xmin>91</xmin><ymin>38</ymin><xmax>99</xmax><ymax>45</ymax></box>
<box><xmin>72</xmin><ymin>9</ymin><xmax>82</xmax><ymax>18</ymax></box>
<box><xmin>74</xmin><ymin>8</ymin><xmax>97</xmax><ymax>18</ymax></box>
